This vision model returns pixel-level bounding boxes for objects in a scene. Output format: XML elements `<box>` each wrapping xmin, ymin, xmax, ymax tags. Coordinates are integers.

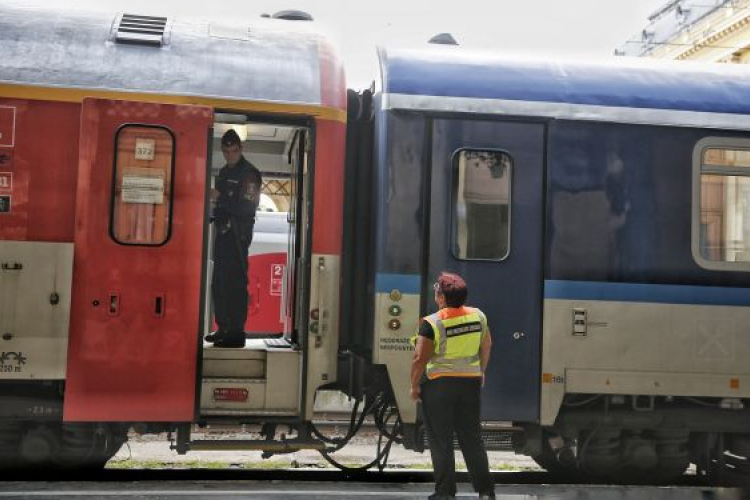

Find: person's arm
<box><xmin>410</xmin><ymin>336</ymin><xmax>433</xmax><ymax>402</ymax></box>
<box><xmin>480</xmin><ymin>328</ymin><xmax>492</xmax><ymax>387</ymax></box>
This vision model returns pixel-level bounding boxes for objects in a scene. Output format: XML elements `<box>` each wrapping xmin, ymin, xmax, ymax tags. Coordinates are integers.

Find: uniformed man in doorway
<box><xmin>205</xmin><ymin>129</ymin><xmax>262</xmax><ymax>348</ymax></box>
<box><xmin>411</xmin><ymin>272</ymin><xmax>495</xmax><ymax>500</ymax></box>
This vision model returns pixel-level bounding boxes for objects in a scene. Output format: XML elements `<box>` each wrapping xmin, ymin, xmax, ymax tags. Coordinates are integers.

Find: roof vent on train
<box><xmin>115</xmin><ymin>14</ymin><xmax>169</xmax><ymax>47</ymax></box>
<box><xmin>428</xmin><ymin>33</ymin><xmax>458</xmax><ymax>45</ymax></box>
<box><xmin>270</xmin><ymin>10</ymin><xmax>314</xmax><ymax>21</ymax></box>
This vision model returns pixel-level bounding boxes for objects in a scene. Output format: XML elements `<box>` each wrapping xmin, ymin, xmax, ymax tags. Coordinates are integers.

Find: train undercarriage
<box><xmin>0</xmin><ymin>382</ymin><xmax>127</xmax><ymax>468</ymax></box>
<box><xmin>522</xmin><ymin>394</ymin><xmax>750</xmax><ymax>483</ymax></box>
<box><xmin>0</xmin><ymin>364</ymin><xmax>404</xmax><ymax>472</ymax></box>
<box><xmin>2</xmin><ymin>378</ymin><xmax>750</xmax><ymax>487</ymax></box>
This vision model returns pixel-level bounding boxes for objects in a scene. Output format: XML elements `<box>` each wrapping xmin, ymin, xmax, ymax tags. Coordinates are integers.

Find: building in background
<box><xmin>617</xmin><ymin>0</ymin><xmax>750</xmax><ymax>62</ymax></box>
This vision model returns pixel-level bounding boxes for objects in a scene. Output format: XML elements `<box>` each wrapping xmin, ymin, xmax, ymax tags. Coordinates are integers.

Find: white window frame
<box><xmin>692</xmin><ymin>136</ymin><xmax>750</xmax><ymax>271</ymax></box>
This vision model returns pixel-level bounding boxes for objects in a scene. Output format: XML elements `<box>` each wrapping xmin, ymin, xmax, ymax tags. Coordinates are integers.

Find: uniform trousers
<box><xmin>421</xmin><ymin>376</ymin><xmax>494</xmax><ymax>498</ymax></box>
<box><xmin>212</xmin><ymin>230</ymin><xmax>251</xmax><ymax>334</ymax></box>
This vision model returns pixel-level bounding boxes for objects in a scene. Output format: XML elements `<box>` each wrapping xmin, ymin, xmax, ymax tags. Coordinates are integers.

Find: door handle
<box><xmin>1</xmin><ymin>262</ymin><xmax>22</xmax><ymax>271</ymax></box>
<box><xmin>108</xmin><ymin>292</ymin><xmax>120</xmax><ymax>316</ymax></box>
<box><xmin>153</xmin><ymin>294</ymin><xmax>165</xmax><ymax>317</ymax></box>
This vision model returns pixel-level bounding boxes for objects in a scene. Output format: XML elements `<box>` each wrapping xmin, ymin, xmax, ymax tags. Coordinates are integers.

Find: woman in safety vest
<box><xmin>410</xmin><ymin>271</ymin><xmax>495</xmax><ymax>500</ymax></box>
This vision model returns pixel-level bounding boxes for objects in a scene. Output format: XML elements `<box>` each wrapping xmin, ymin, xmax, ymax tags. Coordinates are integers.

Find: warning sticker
<box><xmin>121</xmin><ymin>167</ymin><xmax>165</xmax><ymax>204</ymax></box>
<box><xmin>0</xmin><ymin>107</ymin><xmax>16</xmax><ymax>147</ymax></box>
<box><xmin>0</xmin><ymin>195</ymin><xmax>10</xmax><ymax>214</ymax></box>
<box><xmin>270</xmin><ymin>264</ymin><xmax>284</xmax><ymax>296</ymax></box>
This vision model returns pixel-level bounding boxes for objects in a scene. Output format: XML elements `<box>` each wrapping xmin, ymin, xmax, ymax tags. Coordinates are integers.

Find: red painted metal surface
<box><xmin>0</xmin><ymin>99</ymin><xmax>79</xmax><ymax>242</ymax></box>
<box><xmin>64</xmin><ymin>98</ymin><xmax>212</xmax><ymax>422</ymax></box>
<box><xmin>315</xmin><ymin>39</ymin><xmax>347</xmax><ymax>259</ymax></box>
<box><xmin>311</xmin><ymin>119</ymin><xmax>346</xmax><ymax>255</ymax></box>
<box><xmin>247</xmin><ymin>252</ymin><xmax>287</xmax><ymax>334</ymax></box>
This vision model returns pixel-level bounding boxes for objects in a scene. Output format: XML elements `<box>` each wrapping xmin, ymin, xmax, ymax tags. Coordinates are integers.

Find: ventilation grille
<box><xmin>423</xmin><ymin>429</ymin><xmax>515</xmax><ymax>452</ymax></box>
<box><xmin>115</xmin><ymin>14</ymin><xmax>168</xmax><ymax>47</ymax></box>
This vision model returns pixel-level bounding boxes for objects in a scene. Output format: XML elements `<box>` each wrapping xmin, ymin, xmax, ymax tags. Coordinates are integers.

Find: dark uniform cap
<box><xmin>221</xmin><ymin>129</ymin><xmax>242</xmax><ymax>147</ymax></box>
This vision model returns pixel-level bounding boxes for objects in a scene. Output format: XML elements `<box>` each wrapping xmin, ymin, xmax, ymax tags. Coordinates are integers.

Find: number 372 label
<box><xmin>135</xmin><ymin>138</ymin><xmax>156</xmax><ymax>161</ymax></box>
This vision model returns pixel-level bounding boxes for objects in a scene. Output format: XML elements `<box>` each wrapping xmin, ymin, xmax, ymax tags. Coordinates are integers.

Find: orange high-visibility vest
<box><xmin>418</xmin><ymin>306</ymin><xmax>488</xmax><ymax>380</ymax></box>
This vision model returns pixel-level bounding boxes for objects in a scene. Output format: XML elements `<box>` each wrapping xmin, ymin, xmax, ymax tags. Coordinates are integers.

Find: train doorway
<box><xmin>426</xmin><ymin>118</ymin><xmax>545</xmax><ymax>422</ymax></box>
<box><xmin>200</xmin><ymin>114</ymin><xmax>312</xmax><ymax>418</ymax></box>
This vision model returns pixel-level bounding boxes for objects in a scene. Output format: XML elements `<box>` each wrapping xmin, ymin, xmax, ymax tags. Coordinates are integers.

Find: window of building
<box><xmin>111</xmin><ymin>125</ymin><xmax>175</xmax><ymax>245</ymax></box>
<box><xmin>452</xmin><ymin>149</ymin><xmax>512</xmax><ymax>261</ymax></box>
<box><xmin>695</xmin><ymin>138</ymin><xmax>750</xmax><ymax>267</ymax></box>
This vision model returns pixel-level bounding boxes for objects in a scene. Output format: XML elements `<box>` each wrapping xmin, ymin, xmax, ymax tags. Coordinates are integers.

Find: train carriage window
<box><xmin>695</xmin><ymin>140</ymin><xmax>750</xmax><ymax>265</ymax></box>
<box><xmin>111</xmin><ymin>125</ymin><xmax>175</xmax><ymax>246</ymax></box>
<box><xmin>452</xmin><ymin>150</ymin><xmax>512</xmax><ymax>261</ymax></box>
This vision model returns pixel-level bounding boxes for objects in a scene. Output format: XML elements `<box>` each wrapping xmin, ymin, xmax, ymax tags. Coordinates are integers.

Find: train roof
<box><xmin>379</xmin><ymin>46</ymin><xmax>750</xmax><ymax>130</ymax></box>
<box><xmin>0</xmin><ymin>3</ymin><xmax>345</xmax><ymax>117</ymax></box>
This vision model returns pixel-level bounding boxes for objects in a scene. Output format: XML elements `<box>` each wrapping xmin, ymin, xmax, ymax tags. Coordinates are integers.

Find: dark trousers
<box><xmin>421</xmin><ymin>377</ymin><xmax>494</xmax><ymax>497</ymax></box>
<box><xmin>212</xmin><ymin>231</ymin><xmax>251</xmax><ymax>333</ymax></box>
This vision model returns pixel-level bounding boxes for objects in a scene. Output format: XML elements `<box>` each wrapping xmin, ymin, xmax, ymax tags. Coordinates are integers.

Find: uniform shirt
<box><xmin>215</xmin><ymin>156</ymin><xmax>262</xmax><ymax>242</ymax></box>
<box><xmin>418</xmin><ymin>319</ymin><xmax>435</xmax><ymax>340</ymax></box>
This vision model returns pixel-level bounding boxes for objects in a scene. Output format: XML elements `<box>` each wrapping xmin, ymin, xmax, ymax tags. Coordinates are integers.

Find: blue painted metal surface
<box><xmin>381</xmin><ymin>47</ymin><xmax>750</xmax><ymax>115</ymax></box>
<box><xmin>546</xmin><ymin>280</ymin><xmax>750</xmax><ymax>307</ymax></box>
<box><xmin>427</xmin><ymin>118</ymin><xmax>545</xmax><ymax>422</ymax></box>
<box><xmin>371</xmin><ymin>113</ymin><xmax>428</xmax><ymax>277</ymax></box>
<box><xmin>375</xmin><ymin>273</ymin><xmax>421</xmax><ymax>294</ymax></box>
<box><xmin>544</xmin><ymin>120</ymin><xmax>750</xmax><ymax>288</ymax></box>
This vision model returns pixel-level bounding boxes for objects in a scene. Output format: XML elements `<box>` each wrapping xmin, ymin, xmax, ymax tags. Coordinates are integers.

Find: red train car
<box><xmin>0</xmin><ymin>4</ymin><xmax>346</xmax><ymax>466</ymax></box>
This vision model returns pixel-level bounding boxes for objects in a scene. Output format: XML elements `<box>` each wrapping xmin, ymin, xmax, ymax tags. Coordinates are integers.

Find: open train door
<box><xmin>283</xmin><ymin>129</ymin><xmax>307</xmax><ymax>340</ymax></box>
<box><xmin>64</xmin><ymin>98</ymin><xmax>213</xmax><ymax>421</ymax></box>
<box><xmin>427</xmin><ymin>118</ymin><xmax>545</xmax><ymax>422</ymax></box>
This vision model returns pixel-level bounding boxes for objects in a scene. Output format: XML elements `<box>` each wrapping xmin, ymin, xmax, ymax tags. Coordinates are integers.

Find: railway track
<box><xmin>0</xmin><ymin>466</ymin><xmax>741</xmax><ymax>487</ymax></box>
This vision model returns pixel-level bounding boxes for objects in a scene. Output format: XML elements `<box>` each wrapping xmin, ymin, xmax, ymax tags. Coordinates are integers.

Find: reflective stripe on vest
<box><xmin>424</xmin><ymin>307</ymin><xmax>487</xmax><ymax>379</ymax></box>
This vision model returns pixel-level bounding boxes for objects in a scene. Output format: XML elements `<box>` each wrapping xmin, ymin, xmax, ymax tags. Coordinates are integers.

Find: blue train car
<box><xmin>354</xmin><ymin>46</ymin><xmax>750</xmax><ymax>481</ymax></box>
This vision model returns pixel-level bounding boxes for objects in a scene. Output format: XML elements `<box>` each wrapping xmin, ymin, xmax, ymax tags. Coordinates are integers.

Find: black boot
<box><xmin>214</xmin><ymin>330</ymin><xmax>245</xmax><ymax>348</ymax></box>
<box><xmin>204</xmin><ymin>330</ymin><xmax>226</xmax><ymax>343</ymax></box>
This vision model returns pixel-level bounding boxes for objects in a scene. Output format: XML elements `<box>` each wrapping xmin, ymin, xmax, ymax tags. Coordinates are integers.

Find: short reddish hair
<box><xmin>436</xmin><ymin>272</ymin><xmax>467</xmax><ymax>307</ymax></box>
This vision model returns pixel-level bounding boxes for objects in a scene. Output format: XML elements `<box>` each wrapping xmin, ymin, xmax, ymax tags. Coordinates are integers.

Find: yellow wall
<box><xmin>644</xmin><ymin>0</ymin><xmax>750</xmax><ymax>62</ymax></box>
